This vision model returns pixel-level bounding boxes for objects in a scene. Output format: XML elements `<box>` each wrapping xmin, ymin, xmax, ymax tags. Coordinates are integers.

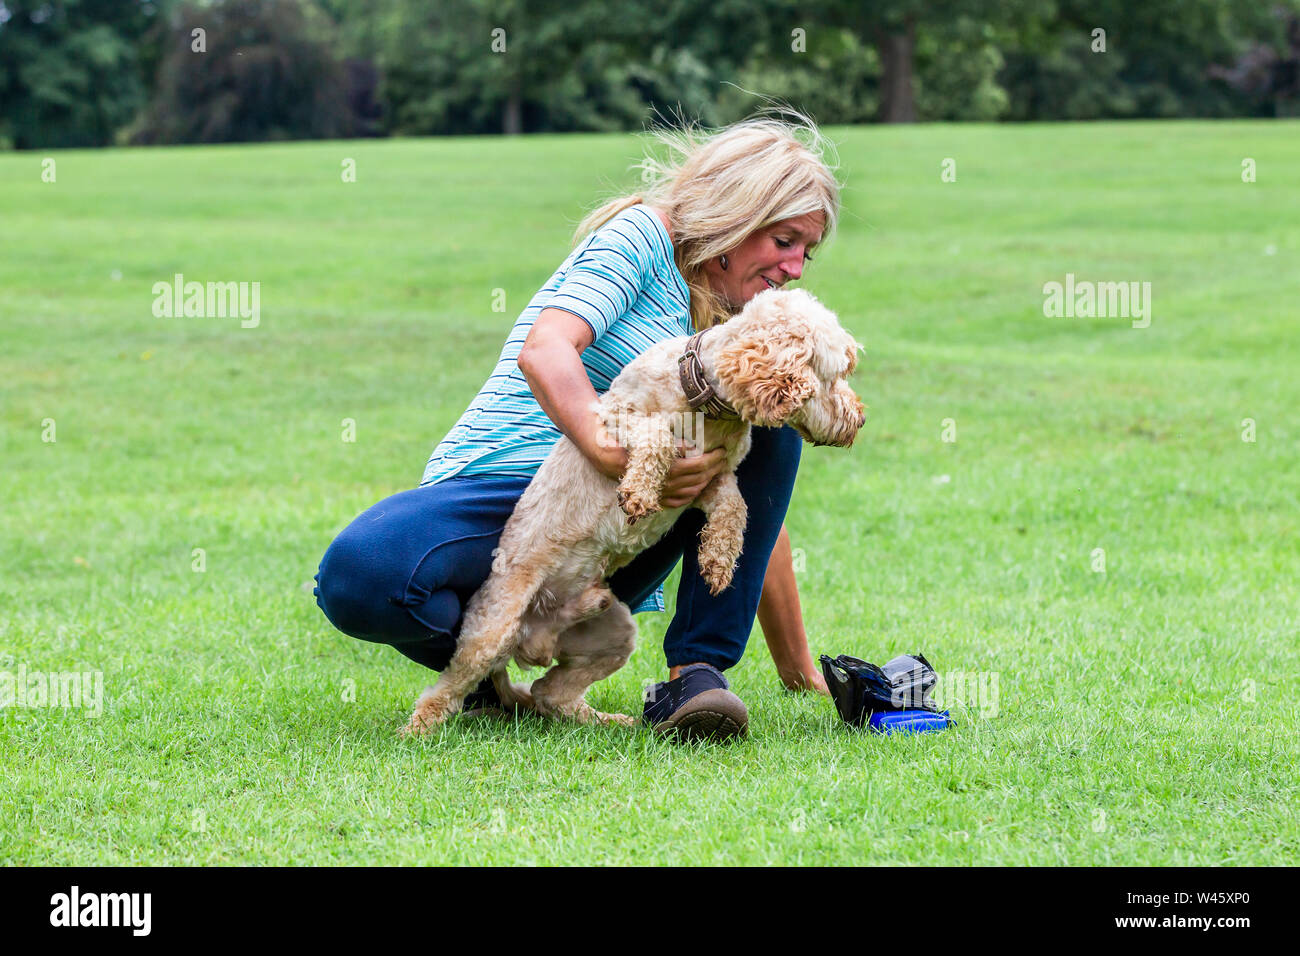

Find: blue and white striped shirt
<box><xmin>420</xmin><ymin>204</ymin><xmax>694</xmax><ymax>613</ymax></box>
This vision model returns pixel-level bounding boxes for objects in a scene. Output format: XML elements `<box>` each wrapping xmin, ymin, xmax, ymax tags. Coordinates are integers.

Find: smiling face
<box><xmin>703</xmin><ymin>211</ymin><xmax>826</xmax><ymax>312</ymax></box>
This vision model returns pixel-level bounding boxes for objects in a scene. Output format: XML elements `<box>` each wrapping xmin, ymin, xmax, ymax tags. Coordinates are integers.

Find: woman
<box><xmin>314</xmin><ymin>113</ymin><xmax>839</xmax><ymax>741</ymax></box>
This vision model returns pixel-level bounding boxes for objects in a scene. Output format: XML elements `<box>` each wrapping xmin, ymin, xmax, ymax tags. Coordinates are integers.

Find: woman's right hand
<box><xmin>589</xmin><ymin>422</ymin><xmax>631</xmax><ymax>481</ymax></box>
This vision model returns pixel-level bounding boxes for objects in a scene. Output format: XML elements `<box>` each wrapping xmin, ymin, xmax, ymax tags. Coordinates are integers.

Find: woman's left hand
<box><xmin>779</xmin><ymin>665</ymin><xmax>829</xmax><ymax>696</ymax></box>
<box><xmin>660</xmin><ymin>444</ymin><xmax>729</xmax><ymax>509</ymax></box>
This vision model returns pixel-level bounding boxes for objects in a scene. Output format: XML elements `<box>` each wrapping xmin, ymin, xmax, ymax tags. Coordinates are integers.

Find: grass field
<box><xmin>2</xmin><ymin>120</ymin><xmax>1297</xmax><ymax>865</ymax></box>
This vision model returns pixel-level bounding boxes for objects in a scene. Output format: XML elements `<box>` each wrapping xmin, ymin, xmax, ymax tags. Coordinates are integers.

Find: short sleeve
<box><xmin>541</xmin><ymin>208</ymin><xmax>658</xmax><ymax>341</ymax></box>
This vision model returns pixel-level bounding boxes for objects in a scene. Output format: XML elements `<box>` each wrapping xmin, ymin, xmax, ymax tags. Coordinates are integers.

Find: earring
<box><xmin>719</xmin><ymin>254</ymin><xmax>729</xmax><ymax>271</ymax></box>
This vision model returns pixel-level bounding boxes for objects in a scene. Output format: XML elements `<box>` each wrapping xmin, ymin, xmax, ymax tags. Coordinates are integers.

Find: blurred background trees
<box><xmin>0</xmin><ymin>0</ymin><xmax>159</xmax><ymax>148</ymax></box>
<box><xmin>2</xmin><ymin>0</ymin><xmax>1297</xmax><ymax>149</ymax></box>
<box><xmin>131</xmin><ymin>0</ymin><xmax>353</xmax><ymax>143</ymax></box>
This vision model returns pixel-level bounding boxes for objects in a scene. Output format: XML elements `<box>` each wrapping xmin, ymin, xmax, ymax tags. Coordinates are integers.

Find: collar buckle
<box><xmin>678</xmin><ymin>328</ymin><xmax>740</xmax><ymax>422</ymax></box>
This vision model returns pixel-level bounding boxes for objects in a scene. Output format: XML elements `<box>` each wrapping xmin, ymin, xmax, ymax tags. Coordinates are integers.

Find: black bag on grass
<box><xmin>819</xmin><ymin>652</ymin><xmax>939</xmax><ymax>727</ymax></box>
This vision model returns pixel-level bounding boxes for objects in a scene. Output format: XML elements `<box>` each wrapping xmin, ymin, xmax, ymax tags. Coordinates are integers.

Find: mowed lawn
<box><xmin>1</xmin><ymin>121</ymin><xmax>1296</xmax><ymax>865</ymax></box>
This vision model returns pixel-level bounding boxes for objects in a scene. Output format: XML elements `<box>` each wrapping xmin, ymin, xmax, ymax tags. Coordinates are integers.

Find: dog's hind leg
<box><xmin>515</xmin><ymin>580</ymin><xmax>616</xmax><ymax>668</ymax></box>
<box><xmin>489</xmin><ymin>668</ymin><xmax>535</xmax><ymax>711</ymax></box>
<box><xmin>529</xmin><ymin>600</ymin><xmax>638</xmax><ymax>727</ymax></box>
<box><xmin>401</xmin><ymin>566</ymin><xmax>544</xmax><ymax>737</ymax></box>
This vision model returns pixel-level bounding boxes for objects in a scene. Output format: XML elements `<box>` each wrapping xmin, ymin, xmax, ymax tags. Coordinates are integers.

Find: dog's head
<box><xmin>713</xmin><ymin>287</ymin><xmax>865</xmax><ymax>447</ymax></box>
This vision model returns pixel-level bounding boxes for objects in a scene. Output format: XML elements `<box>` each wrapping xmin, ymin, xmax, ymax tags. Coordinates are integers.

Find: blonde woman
<box><xmin>315</xmin><ymin>113</ymin><xmax>840</xmax><ymax>741</ymax></box>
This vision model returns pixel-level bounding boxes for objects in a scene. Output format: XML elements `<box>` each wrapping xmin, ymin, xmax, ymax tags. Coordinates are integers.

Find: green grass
<box><xmin>1</xmin><ymin>120</ymin><xmax>1297</xmax><ymax>865</ymax></box>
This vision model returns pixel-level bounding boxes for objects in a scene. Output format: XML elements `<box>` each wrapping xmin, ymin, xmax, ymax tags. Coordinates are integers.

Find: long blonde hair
<box><xmin>573</xmin><ymin>107</ymin><xmax>842</xmax><ymax>331</ymax></box>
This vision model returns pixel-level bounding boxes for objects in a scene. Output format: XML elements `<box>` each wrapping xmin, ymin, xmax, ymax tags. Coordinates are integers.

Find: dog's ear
<box><xmin>715</xmin><ymin>329</ymin><xmax>819</xmax><ymax>426</ymax></box>
<box><xmin>845</xmin><ymin>339</ymin><xmax>864</xmax><ymax>375</ymax></box>
<box><xmin>751</xmin><ymin>366</ymin><xmax>818</xmax><ymax>424</ymax></box>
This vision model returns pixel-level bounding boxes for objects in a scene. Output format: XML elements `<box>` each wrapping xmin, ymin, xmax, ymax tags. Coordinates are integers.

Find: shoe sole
<box><xmin>653</xmin><ymin>688</ymin><xmax>748</xmax><ymax>743</ymax></box>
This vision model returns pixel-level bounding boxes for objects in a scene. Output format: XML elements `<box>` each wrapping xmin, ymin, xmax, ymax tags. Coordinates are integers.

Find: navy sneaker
<box><xmin>643</xmin><ymin>663</ymin><xmax>749</xmax><ymax>742</ymax></box>
<box><xmin>461</xmin><ymin>677</ymin><xmax>505</xmax><ymax>717</ymax></box>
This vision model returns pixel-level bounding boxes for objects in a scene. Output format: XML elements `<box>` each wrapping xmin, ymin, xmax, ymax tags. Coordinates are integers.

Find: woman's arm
<box><xmin>518</xmin><ymin>307</ymin><xmax>727</xmax><ymax>506</ymax></box>
<box><xmin>758</xmin><ymin>524</ymin><xmax>829</xmax><ymax>694</ymax></box>
<box><xmin>517</xmin><ymin>308</ymin><xmax>613</xmax><ymax>469</ymax></box>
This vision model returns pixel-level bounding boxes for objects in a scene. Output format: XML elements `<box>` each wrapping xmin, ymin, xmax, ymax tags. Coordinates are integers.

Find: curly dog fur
<box><xmin>402</xmin><ymin>288</ymin><xmax>866</xmax><ymax>736</ymax></box>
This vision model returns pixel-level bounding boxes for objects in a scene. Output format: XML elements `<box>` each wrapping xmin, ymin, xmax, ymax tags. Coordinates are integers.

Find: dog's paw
<box><xmin>398</xmin><ymin>717</ymin><xmax>431</xmax><ymax>738</ymax></box>
<box><xmin>699</xmin><ymin>557</ymin><xmax>736</xmax><ymax>596</ymax></box>
<box><xmin>498</xmin><ymin>680</ymin><xmax>536</xmax><ymax>712</ymax></box>
<box><xmin>617</xmin><ymin>488</ymin><xmax>660</xmax><ymax>523</ymax></box>
<box><xmin>400</xmin><ymin>709</ymin><xmax>443</xmax><ymax>737</ymax></box>
<box><xmin>400</xmin><ymin>689</ymin><xmax>449</xmax><ymax>737</ymax></box>
<box><xmin>594</xmin><ymin>711</ymin><xmax>637</xmax><ymax>728</ymax></box>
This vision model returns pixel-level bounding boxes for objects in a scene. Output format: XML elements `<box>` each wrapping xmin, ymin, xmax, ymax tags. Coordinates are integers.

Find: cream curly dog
<box><xmin>402</xmin><ymin>287</ymin><xmax>865</xmax><ymax>736</ymax></box>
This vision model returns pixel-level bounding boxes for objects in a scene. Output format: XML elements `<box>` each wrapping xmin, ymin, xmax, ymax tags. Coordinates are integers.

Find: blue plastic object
<box><xmin>868</xmin><ymin>709</ymin><xmax>952</xmax><ymax>735</ymax></box>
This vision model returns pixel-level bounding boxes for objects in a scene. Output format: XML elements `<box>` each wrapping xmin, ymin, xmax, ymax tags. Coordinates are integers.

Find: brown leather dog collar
<box><xmin>678</xmin><ymin>327</ymin><xmax>740</xmax><ymax>421</ymax></box>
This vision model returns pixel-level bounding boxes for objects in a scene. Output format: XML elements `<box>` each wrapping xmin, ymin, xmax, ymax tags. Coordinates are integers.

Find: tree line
<box><xmin>2</xmin><ymin>0</ymin><xmax>1297</xmax><ymax>150</ymax></box>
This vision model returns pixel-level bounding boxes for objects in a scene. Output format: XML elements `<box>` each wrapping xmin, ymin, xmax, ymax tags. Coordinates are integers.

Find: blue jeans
<box><xmin>313</xmin><ymin>425</ymin><xmax>802</xmax><ymax>672</ymax></box>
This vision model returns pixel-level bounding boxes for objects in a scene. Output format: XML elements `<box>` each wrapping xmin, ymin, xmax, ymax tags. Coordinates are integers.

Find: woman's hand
<box><xmin>590</xmin><ymin>424</ymin><xmax>729</xmax><ymax>509</ymax></box>
<box><xmin>779</xmin><ymin>667</ymin><xmax>830</xmax><ymax>696</ymax></box>
<box><xmin>661</xmin><ymin>443</ymin><xmax>729</xmax><ymax>508</ymax></box>
<box><xmin>588</xmin><ymin>421</ymin><xmax>631</xmax><ymax>480</ymax></box>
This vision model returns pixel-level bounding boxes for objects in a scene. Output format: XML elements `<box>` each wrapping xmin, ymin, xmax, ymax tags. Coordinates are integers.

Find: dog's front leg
<box><xmin>616</xmin><ymin>413</ymin><xmax>678</xmax><ymax>524</ymax></box>
<box><xmin>694</xmin><ymin>471</ymin><xmax>747</xmax><ymax>596</ymax></box>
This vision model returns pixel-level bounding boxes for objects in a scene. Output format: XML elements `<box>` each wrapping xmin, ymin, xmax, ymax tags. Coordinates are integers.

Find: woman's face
<box><xmin>703</xmin><ymin>210</ymin><xmax>826</xmax><ymax>311</ymax></box>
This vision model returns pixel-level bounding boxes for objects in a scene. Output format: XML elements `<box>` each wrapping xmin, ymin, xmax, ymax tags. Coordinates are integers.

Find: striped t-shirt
<box><xmin>419</xmin><ymin>203</ymin><xmax>694</xmax><ymax>613</ymax></box>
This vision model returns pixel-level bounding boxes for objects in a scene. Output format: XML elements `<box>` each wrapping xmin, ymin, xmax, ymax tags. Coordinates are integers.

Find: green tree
<box><xmin>1001</xmin><ymin>0</ymin><xmax>1300</xmax><ymax>119</ymax></box>
<box><xmin>720</xmin><ymin>27</ymin><xmax>881</xmax><ymax>126</ymax></box>
<box><xmin>132</xmin><ymin>0</ymin><xmax>352</xmax><ymax>144</ymax></box>
<box><xmin>330</xmin><ymin>0</ymin><xmax>673</xmax><ymax>135</ymax></box>
<box><xmin>0</xmin><ymin>0</ymin><xmax>163</xmax><ymax>149</ymax></box>
<box><xmin>814</xmin><ymin>0</ymin><xmax>1054</xmax><ymax>122</ymax></box>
